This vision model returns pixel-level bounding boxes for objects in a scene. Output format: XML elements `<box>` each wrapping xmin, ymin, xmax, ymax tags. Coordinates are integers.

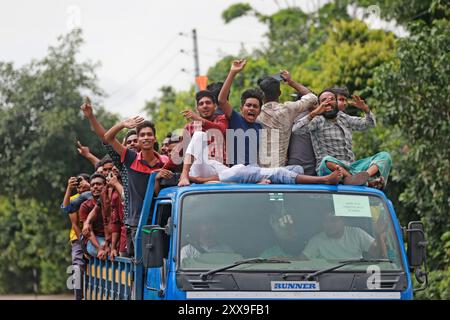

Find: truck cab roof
<box><xmin>156</xmin><ymin>183</ymin><xmax>388</xmax><ymax>201</ymax></box>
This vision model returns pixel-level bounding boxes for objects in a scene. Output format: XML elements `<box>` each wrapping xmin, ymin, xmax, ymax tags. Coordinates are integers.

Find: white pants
<box><xmin>186</xmin><ymin>131</ymin><xmax>228</xmax><ymax>177</ymax></box>
<box><xmin>186</xmin><ymin>131</ymin><xmax>304</xmax><ymax>184</ymax></box>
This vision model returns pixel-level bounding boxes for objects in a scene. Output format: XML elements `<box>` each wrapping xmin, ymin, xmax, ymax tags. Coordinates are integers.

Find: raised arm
<box><xmin>104</xmin><ymin>116</ymin><xmax>144</xmax><ymax>158</ymax></box>
<box><xmin>80</xmin><ymin>98</ymin><xmax>107</xmax><ymax>143</ymax></box>
<box><xmin>218</xmin><ymin>59</ymin><xmax>247</xmax><ymax>119</ymax></box>
<box><xmin>345</xmin><ymin>95</ymin><xmax>376</xmax><ymax>131</ymax></box>
<box><xmin>76</xmin><ymin>141</ymin><xmax>100</xmax><ymax>167</ymax></box>
<box><xmin>292</xmin><ymin>102</ymin><xmax>329</xmax><ymax>135</ymax></box>
<box><xmin>280</xmin><ymin>70</ymin><xmax>311</xmax><ymax>96</ymax></box>
<box><xmin>62</xmin><ymin>177</ymin><xmax>77</xmax><ymax>208</ymax></box>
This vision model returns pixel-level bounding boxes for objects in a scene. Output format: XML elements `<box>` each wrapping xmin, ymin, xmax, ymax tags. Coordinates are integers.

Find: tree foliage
<box><xmin>0</xmin><ymin>1</ymin><xmax>448</xmax><ymax>298</ymax></box>
<box><xmin>372</xmin><ymin>19</ymin><xmax>450</xmax><ymax>269</ymax></box>
<box><xmin>0</xmin><ymin>29</ymin><xmax>120</xmax><ymax>293</ymax></box>
<box><xmin>144</xmin><ymin>1</ymin><xmax>449</xmax><ymax>299</ymax></box>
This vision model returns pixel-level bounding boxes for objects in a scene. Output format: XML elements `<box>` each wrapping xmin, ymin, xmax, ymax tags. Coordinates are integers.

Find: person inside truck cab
<box><xmin>180</xmin><ymin>221</ymin><xmax>234</xmax><ymax>262</ymax></box>
<box><xmin>259</xmin><ymin>213</ymin><xmax>303</xmax><ymax>259</ymax></box>
<box><xmin>302</xmin><ymin>213</ymin><xmax>387</xmax><ymax>261</ymax></box>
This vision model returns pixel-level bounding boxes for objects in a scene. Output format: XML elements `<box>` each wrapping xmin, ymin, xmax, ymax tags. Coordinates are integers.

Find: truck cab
<box><xmin>83</xmin><ymin>174</ymin><xmax>428</xmax><ymax>300</ymax></box>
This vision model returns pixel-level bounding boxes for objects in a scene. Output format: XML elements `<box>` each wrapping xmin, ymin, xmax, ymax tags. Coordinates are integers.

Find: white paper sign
<box><xmin>333</xmin><ymin>194</ymin><xmax>371</xmax><ymax>217</ymax></box>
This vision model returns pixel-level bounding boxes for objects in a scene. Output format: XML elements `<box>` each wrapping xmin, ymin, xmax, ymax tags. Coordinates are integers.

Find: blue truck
<box><xmin>82</xmin><ymin>173</ymin><xmax>428</xmax><ymax>300</ymax></box>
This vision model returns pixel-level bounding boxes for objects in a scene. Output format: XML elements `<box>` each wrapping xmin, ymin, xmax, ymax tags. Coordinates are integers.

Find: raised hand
<box><xmin>76</xmin><ymin>140</ymin><xmax>90</xmax><ymax>157</ymax></box>
<box><xmin>107</xmin><ymin>173</ymin><xmax>119</xmax><ymax>186</ymax></box>
<box><xmin>230</xmin><ymin>59</ymin><xmax>247</xmax><ymax>73</ymax></box>
<box><xmin>349</xmin><ymin>95</ymin><xmax>369</xmax><ymax>113</ymax></box>
<box><xmin>181</xmin><ymin>109</ymin><xmax>202</xmax><ymax>121</ymax></box>
<box><xmin>280</xmin><ymin>70</ymin><xmax>291</xmax><ymax>82</ymax></box>
<box><xmin>67</xmin><ymin>176</ymin><xmax>78</xmax><ymax>189</ymax></box>
<box><xmin>80</xmin><ymin>97</ymin><xmax>93</xmax><ymax>118</ymax></box>
<box><xmin>122</xmin><ymin>116</ymin><xmax>145</xmax><ymax>129</ymax></box>
<box><xmin>311</xmin><ymin>101</ymin><xmax>333</xmax><ymax>117</ymax></box>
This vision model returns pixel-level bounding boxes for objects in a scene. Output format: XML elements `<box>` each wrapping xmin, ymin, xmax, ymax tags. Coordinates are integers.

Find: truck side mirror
<box><xmin>407</xmin><ymin>221</ymin><xmax>426</xmax><ymax>268</ymax></box>
<box><xmin>142</xmin><ymin>225</ymin><xmax>164</xmax><ymax>268</ymax></box>
<box><xmin>406</xmin><ymin>221</ymin><xmax>428</xmax><ymax>288</ymax></box>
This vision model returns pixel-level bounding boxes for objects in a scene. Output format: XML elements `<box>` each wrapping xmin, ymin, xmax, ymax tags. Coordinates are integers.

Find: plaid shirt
<box><xmin>258</xmin><ymin>93</ymin><xmax>317</xmax><ymax>167</ymax></box>
<box><xmin>292</xmin><ymin>111</ymin><xmax>376</xmax><ymax>168</ymax></box>
<box><xmin>103</xmin><ymin>144</ymin><xmax>129</xmax><ymax>224</ymax></box>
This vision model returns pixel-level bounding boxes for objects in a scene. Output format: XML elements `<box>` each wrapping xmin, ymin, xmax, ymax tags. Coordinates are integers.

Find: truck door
<box><xmin>144</xmin><ymin>200</ymin><xmax>172</xmax><ymax>300</ymax></box>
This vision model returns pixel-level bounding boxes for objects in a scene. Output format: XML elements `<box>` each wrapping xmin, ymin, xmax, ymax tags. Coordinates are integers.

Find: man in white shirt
<box><xmin>302</xmin><ymin>214</ymin><xmax>384</xmax><ymax>260</ymax></box>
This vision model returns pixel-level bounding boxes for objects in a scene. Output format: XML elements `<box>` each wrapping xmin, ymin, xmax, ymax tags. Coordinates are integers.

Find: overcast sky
<box><xmin>0</xmin><ymin>0</ymin><xmax>401</xmax><ymax>118</ymax></box>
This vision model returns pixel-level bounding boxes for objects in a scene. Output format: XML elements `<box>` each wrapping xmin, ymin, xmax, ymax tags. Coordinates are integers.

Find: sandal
<box><xmin>343</xmin><ymin>172</ymin><xmax>370</xmax><ymax>186</ymax></box>
<box><xmin>368</xmin><ymin>176</ymin><xmax>386</xmax><ymax>190</ymax></box>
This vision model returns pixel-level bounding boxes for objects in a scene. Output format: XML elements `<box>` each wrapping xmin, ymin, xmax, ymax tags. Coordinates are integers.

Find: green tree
<box><xmin>372</xmin><ymin>19</ymin><xmax>450</xmax><ymax>270</ymax></box>
<box><xmin>350</xmin><ymin>0</ymin><xmax>449</xmax><ymax>27</ymax></box>
<box><xmin>0</xmin><ymin>29</ymin><xmax>120</xmax><ymax>293</ymax></box>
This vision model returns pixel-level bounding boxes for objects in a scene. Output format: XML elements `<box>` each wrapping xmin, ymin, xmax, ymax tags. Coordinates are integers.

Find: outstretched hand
<box><xmin>80</xmin><ymin>97</ymin><xmax>93</xmax><ymax>118</ymax></box>
<box><xmin>280</xmin><ymin>70</ymin><xmax>291</xmax><ymax>82</ymax></box>
<box><xmin>349</xmin><ymin>95</ymin><xmax>369</xmax><ymax>113</ymax></box>
<box><xmin>76</xmin><ymin>140</ymin><xmax>90</xmax><ymax>157</ymax></box>
<box><xmin>181</xmin><ymin>109</ymin><xmax>202</xmax><ymax>122</ymax></box>
<box><xmin>123</xmin><ymin>116</ymin><xmax>145</xmax><ymax>129</ymax></box>
<box><xmin>230</xmin><ymin>59</ymin><xmax>247</xmax><ymax>73</ymax></box>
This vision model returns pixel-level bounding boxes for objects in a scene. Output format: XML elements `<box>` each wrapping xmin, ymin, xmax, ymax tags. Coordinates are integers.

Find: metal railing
<box><xmin>84</xmin><ymin>256</ymin><xmax>133</xmax><ymax>300</ymax></box>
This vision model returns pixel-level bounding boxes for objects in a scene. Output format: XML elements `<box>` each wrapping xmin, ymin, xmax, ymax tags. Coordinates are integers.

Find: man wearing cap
<box><xmin>257</xmin><ymin>70</ymin><xmax>317</xmax><ymax>168</ymax></box>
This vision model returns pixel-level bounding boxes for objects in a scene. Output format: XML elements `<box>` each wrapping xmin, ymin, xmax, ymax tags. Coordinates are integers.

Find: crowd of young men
<box><xmin>61</xmin><ymin>59</ymin><xmax>391</xmax><ymax>299</ymax></box>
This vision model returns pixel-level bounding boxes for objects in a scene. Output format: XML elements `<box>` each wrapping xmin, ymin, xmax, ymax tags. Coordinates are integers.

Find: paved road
<box><xmin>0</xmin><ymin>294</ymin><xmax>73</xmax><ymax>300</ymax></box>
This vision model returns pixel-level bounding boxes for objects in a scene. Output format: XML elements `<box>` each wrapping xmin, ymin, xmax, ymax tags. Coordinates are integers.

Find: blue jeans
<box><xmin>86</xmin><ymin>236</ymin><xmax>105</xmax><ymax>257</ymax></box>
<box><xmin>219</xmin><ymin>165</ymin><xmax>304</xmax><ymax>184</ymax></box>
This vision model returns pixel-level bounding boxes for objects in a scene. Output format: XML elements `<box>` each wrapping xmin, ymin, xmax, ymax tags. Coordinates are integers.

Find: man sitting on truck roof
<box><xmin>292</xmin><ymin>89</ymin><xmax>392</xmax><ymax>190</ymax></box>
<box><xmin>174</xmin><ymin>131</ymin><xmax>343</xmax><ymax>186</ymax></box>
<box><xmin>257</xmin><ymin>70</ymin><xmax>318</xmax><ymax>168</ymax></box>
<box><xmin>218</xmin><ymin>59</ymin><xmax>263</xmax><ymax>167</ymax></box>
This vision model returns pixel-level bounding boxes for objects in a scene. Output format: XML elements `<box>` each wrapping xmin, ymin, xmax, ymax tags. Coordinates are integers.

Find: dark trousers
<box><xmin>71</xmin><ymin>240</ymin><xmax>85</xmax><ymax>300</ymax></box>
<box><xmin>126</xmin><ymin>226</ymin><xmax>137</xmax><ymax>257</ymax></box>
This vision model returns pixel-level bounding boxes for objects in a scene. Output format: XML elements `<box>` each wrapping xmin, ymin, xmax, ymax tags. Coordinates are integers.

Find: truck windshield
<box><xmin>179</xmin><ymin>192</ymin><xmax>403</xmax><ymax>272</ymax></box>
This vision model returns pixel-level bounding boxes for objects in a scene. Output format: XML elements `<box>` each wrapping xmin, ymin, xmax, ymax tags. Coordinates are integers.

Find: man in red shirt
<box><xmin>79</xmin><ymin>173</ymin><xmax>107</xmax><ymax>259</ymax></box>
<box><xmin>178</xmin><ymin>90</ymin><xmax>228</xmax><ymax>186</ymax></box>
<box><xmin>104</xmin><ymin>118</ymin><xmax>169</xmax><ymax>257</ymax></box>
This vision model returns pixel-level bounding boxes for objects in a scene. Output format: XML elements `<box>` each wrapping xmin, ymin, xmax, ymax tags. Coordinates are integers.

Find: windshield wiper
<box><xmin>200</xmin><ymin>257</ymin><xmax>291</xmax><ymax>281</ymax></box>
<box><xmin>303</xmin><ymin>258</ymin><xmax>392</xmax><ymax>281</ymax></box>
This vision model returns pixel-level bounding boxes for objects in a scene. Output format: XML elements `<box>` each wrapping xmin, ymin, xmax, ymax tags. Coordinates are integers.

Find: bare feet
<box><xmin>368</xmin><ymin>176</ymin><xmax>385</xmax><ymax>190</ymax></box>
<box><xmin>343</xmin><ymin>171</ymin><xmax>370</xmax><ymax>185</ymax></box>
<box><xmin>325</xmin><ymin>166</ymin><xmax>343</xmax><ymax>184</ymax></box>
<box><xmin>257</xmin><ymin>179</ymin><xmax>272</xmax><ymax>184</ymax></box>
